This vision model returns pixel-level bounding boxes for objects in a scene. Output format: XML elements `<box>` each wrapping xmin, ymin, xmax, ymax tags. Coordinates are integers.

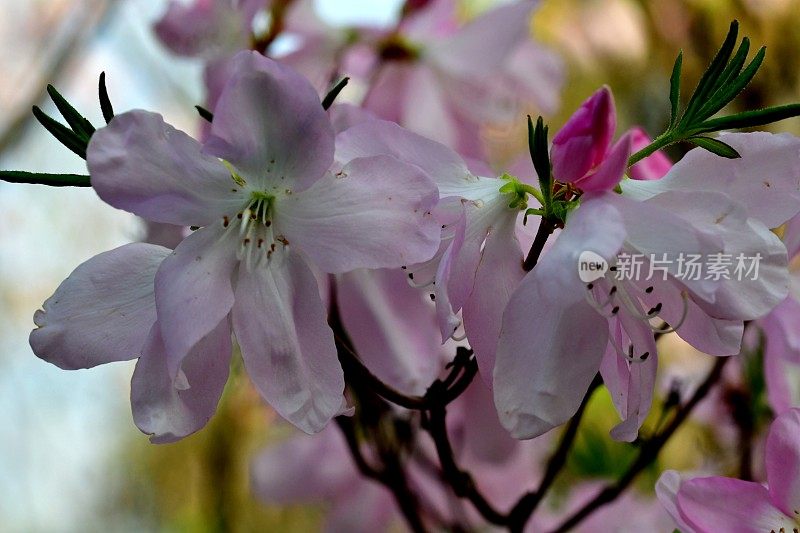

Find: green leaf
<box><xmin>0</xmin><ymin>170</ymin><xmax>91</xmax><ymax>187</ymax></box>
<box><xmin>688</xmin><ymin>136</ymin><xmax>741</xmax><ymax>158</ymax></box>
<box><xmin>195</xmin><ymin>105</ymin><xmax>214</xmax><ymax>123</ymax></box>
<box><xmin>528</xmin><ymin>115</ymin><xmax>551</xmax><ymax>208</ymax></box>
<box><xmin>47</xmin><ymin>84</ymin><xmax>95</xmax><ymax>139</ymax></box>
<box><xmin>31</xmin><ymin>106</ymin><xmax>87</xmax><ymax>159</ymax></box>
<box><xmin>694</xmin><ymin>103</ymin><xmax>800</xmax><ymax>133</ymax></box>
<box><xmin>99</xmin><ymin>72</ymin><xmax>114</xmax><ymax>124</ymax></box>
<box><xmin>668</xmin><ymin>51</ymin><xmax>683</xmax><ymax>128</ymax></box>
<box><xmin>321</xmin><ymin>76</ymin><xmax>350</xmax><ymax>110</ymax></box>
<box><xmin>696</xmin><ymin>44</ymin><xmax>765</xmax><ymax>121</ymax></box>
<box><xmin>681</xmin><ymin>20</ymin><xmax>739</xmax><ymax>126</ymax></box>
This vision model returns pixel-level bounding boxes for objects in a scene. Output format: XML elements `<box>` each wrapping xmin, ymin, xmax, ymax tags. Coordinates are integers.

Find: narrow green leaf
<box><xmin>697</xmin><ymin>45</ymin><xmax>766</xmax><ymax>121</ymax></box>
<box><xmin>668</xmin><ymin>51</ymin><xmax>683</xmax><ymax>128</ymax></box>
<box><xmin>0</xmin><ymin>170</ymin><xmax>91</xmax><ymax>187</ymax></box>
<box><xmin>528</xmin><ymin>115</ymin><xmax>551</xmax><ymax>206</ymax></box>
<box><xmin>99</xmin><ymin>72</ymin><xmax>114</xmax><ymax>124</ymax></box>
<box><xmin>321</xmin><ymin>76</ymin><xmax>350</xmax><ymax>110</ymax></box>
<box><xmin>47</xmin><ymin>85</ymin><xmax>95</xmax><ymax>139</ymax></box>
<box><xmin>32</xmin><ymin>106</ymin><xmax>87</xmax><ymax>159</ymax></box>
<box><xmin>195</xmin><ymin>105</ymin><xmax>214</xmax><ymax>123</ymax></box>
<box><xmin>681</xmin><ymin>20</ymin><xmax>739</xmax><ymax>126</ymax></box>
<box><xmin>694</xmin><ymin>103</ymin><xmax>800</xmax><ymax>133</ymax></box>
<box><xmin>688</xmin><ymin>136</ymin><xmax>741</xmax><ymax>158</ymax></box>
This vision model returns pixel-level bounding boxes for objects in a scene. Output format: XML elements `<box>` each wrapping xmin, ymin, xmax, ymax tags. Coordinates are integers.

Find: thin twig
<box><xmin>549</xmin><ymin>356</ymin><xmax>730</xmax><ymax>533</ymax></box>
<box><xmin>523</xmin><ymin>217</ymin><xmax>556</xmax><ymax>271</ymax></box>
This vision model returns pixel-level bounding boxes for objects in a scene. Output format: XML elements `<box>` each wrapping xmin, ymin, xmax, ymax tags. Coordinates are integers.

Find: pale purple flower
<box><xmin>30</xmin><ymin>52</ymin><xmax>440</xmax><ymax>440</ymax></box>
<box><xmin>335</xmin><ymin>117</ymin><xmax>533</xmax><ymax>383</ymax></box>
<box><xmin>362</xmin><ymin>0</ymin><xmax>563</xmax><ymax>158</ymax></box>
<box><xmin>658</xmin><ymin>408</ymin><xmax>800</xmax><ymax>532</ymax></box>
<box><xmin>629</xmin><ymin>127</ymin><xmax>672</xmax><ymax>181</ymax></box>
<box><xmin>495</xmin><ymin>132</ymin><xmax>800</xmax><ymax>441</ymax></box>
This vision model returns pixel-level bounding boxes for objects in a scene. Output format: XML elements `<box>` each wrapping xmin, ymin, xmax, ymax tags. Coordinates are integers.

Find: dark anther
<box><xmin>611</xmin><ymin>306</ymin><xmax>620</xmax><ymax>315</ymax></box>
<box><xmin>429</xmin><ymin>294</ymin><xmax>435</xmax><ymax>301</ymax></box>
<box><xmin>648</xmin><ymin>303</ymin><xmax>663</xmax><ymax>315</ymax></box>
<box><xmin>609</xmin><ymin>286</ymin><xmax>618</xmax><ymax>295</ymax></box>
<box><xmin>645</xmin><ymin>286</ymin><xmax>654</xmax><ymax>293</ymax></box>
<box><xmin>640</xmin><ymin>352</ymin><xmax>650</xmax><ymax>361</ymax></box>
<box><xmin>587</xmin><ymin>283</ymin><xmax>594</xmax><ymax>290</ymax></box>
<box><xmin>408</xmin><ymin>273</ymin><xmax>414</xmax><ymax>280</ymax></box>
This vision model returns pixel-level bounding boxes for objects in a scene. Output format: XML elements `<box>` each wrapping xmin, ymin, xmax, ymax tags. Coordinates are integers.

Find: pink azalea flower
<box><xmin>30</xmin><ymin>52</ymin><xmax>440</xmax><ymax>440</ymax></box>
<box><xmin>336</xmin><ymin>117</ymin><xmax>532</xmax><ymax>383</ymax></box>
<box><xmin>658</xmin><ymin>408</ymin><xmax>800</xmax><ymax>532</ymax></box>
<box><xmin>362</xmin><ymin>0</ymin><xmax>563</xmax><ymax>158</ymax></box>
<box><xmin>628</xmin><ymin>127</ymin><xmax>673</xmax><ymax>181</ymax></box>
<box><xmin>495</xmin><ymin>132</ymin><xmax>800</xmax><ymax>441</ymax></box>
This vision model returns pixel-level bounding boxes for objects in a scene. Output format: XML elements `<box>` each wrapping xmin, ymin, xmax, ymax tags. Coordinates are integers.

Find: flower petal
<box><xmin>203</xmin><ymin>51</ymin><xmax>335</xmax><ymax>192</ymax></box>
<box><xmin>232</xmin><ymin>250</ymin><xmax>345</xmax><ymax>433</ymax></box>
<box><xmin>623</xmin><ymin>132</ymin><xmax>800</xmax><ymax>228</ymax></box>
<box><xmin>334</xmin><ymin>118</ymin><xmax>476</xmax><ymax>198</ymax></box>
<box><xmin>655</xmin><ymin>470</ymin><xmax>694</xmax><ymax>533</ymax></box>
<box><xmin>766</xmin><ymin>408</ymin><xmax>800</xmax><ymax>518</ymax></box>
<box><xmin>30</xmin><ymin>243</ymin><xmax>169</xmax><ymax>370</ymax></box>
<box><xmin>577</xmin><ymin>131</ymin><xmax>632</xmax><ymax>192</ymax></box>
<box><xmin>428</xmin><ymin>0</ymin><xmax>536</xmax><ymax>77</ymax></box>
<box><xmin>629</xmin><ymin>127</ymin><xmax>672</xmax><ymax>181</ymax></box>
<box><xmin>336</xmin><ymin>268</ymin><xmax>443</xmax><ymax>396</ymax></box>
<box><xmin>462</xmin><ymin>210</ymin><xmax>525</xmax><ymax>383</ymax></box>
<box><xmin>493</xmin><ymin>198</ymin><xmax>626</xmax><ymax>438</ymax></box>
<box><xmin>88</xmin><ymin>110</ymin><xmax>241</xmax><ymax>226</ymax></box>
<box><xmin>277</xmin><ymin>155</ymin><xmax>440</xmax><ymax>273</ymax></box>
<box><xmin>154</xmin><ymin>225</ymin><xmax>239</xmax><ymax>377</ymax></box>
<box><xmin>551</xmin><ymin>87</ymin><xmax>616</xmax><ymax>185</ymax></box>
<box><xmin>251</xmin><ymin>427</ymin><xmax>356</xmax><ymax>503</ymax></box>
<box><xmin>131</xmin><ymin>319</ymin><xmax>232</xmax><ymax>444</ymax></box>
<box><xmin>677</xmin><ymin>477</ymin><xmax>793</xmax><ymax>532</ymax></box>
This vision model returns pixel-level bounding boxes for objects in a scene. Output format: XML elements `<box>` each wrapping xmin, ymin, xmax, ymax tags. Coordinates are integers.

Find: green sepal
<box><xmin>322</xmin><ymin>76</ymin><xmax>350</xmax><ymax>110</ymax></box>
<box><xmin>527</xmin><ymin>115</ymin><xmax>551</xmax><ymax>210</ymax></box>
<box><xmin>46</xmin><ymin>84</ymin><xmax>95</xmax><ymax>139</ymax></box>
<box><xmin>31</xmin><ymin>106</ymin><xmax>87</xmax><ymax>159</ymax></box>
<box><xmin>99</xmin><ymin>72</ymin><xmax>114</xmax><ymax>124</ymax></box>
<box><xmin>195</xmin><ymin>105</ymin><xmax>214</xmax><ymax>123</ymax></box>
<box><xmin>687</xmin><ymin>136</ymin><xmax>741</xmax><ymax>158</ymax></box>
<box><xmin>668</xmin><ymin>51</ymin><xmax>683</xmax><ymax>128</ymax></box>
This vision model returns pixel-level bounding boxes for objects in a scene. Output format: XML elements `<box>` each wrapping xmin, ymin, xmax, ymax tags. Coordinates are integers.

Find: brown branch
<box><xmin>549</xmin><ymin>356</ymin><xmax>730</xmax><ymax>533</ymax></box>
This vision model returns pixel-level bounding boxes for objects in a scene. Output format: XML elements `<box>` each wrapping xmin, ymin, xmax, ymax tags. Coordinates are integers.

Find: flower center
<box><xmin>221</xmin><ymin>192</ymin><xmax>289</xmax><ymax>271</ymax></box>
<box><xmin>584</xmin><ymin>274</ymin><xmax>688</xmax><ymax>363</ymax></box>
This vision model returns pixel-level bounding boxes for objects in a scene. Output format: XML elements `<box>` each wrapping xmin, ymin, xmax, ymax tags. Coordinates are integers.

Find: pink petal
<box><xmin>764</xmin><ymin>333</ymin><xmax>800</xmax><ymax>414</ymax></box>
<box><xmin>203</xmin><ymin>51</ymin><xmax>335</xmax><ymax>192</ymax></box>
<box><xmin>551</xmin><ymin>87</ymin><xmax>616</xmax><ymax>185</ymax></box>
<box><xmin>154</xmin><ymin>0</ymin><xmax>251</xmax><ymax>58</ymax></box>
<box><xmin>428</xmin><ymin>0</ymin><xmax>536</xmax><ymax>77</ymax></box>
<box><xmin>336</xmin><ymin>268</ymin><xmax>443</xmax><ymax>396</ymax></box>
<box><xmin>334</xmin><ymin>118</ymin><xmax>474</xmax><ymax>198</ymax></box>
<box><xmin>462</xmin><ymin>210</ymin><xmax>525</xmax><ymax>383</ymax></box>
<box><xmin>629</xmin><ymin>127</ymin><xmax>672</xmax><ymax>181</ymax></box>
<box><xmin>766</xmin><ymin>408</ymin><xmax>800</xmax><ymax>517</ymax></box>
<box><xmin>655</xmin><ymin>470</ymin><xmax>693</xmax><ymax>532</ymax></box>
<box><xmin>677</xmin><ymin>477</ymin><xmax>793</xmax><ymax>532</ymax></box>
<box><xmin>626</xmin><ymin>132</ymin><xmax>800</xmax><ymax>229</ymax></box>
<box><xmin>154</xmin><ymin>225</ymin><xmax>239</xmax><ymax>377</ymax></box>
<box><xmin>88</xmin><ymin>110</ymin><xmax>242</xmax><ymax>227</ymax></box>
<box><xmin>401</xmin><ymin>64</ymin><xmax>459</xmax><ymax>150</ymax></box>
<box><xmin>276</xmin><ymin>155</ymin><xmax>440</xmax><ymax>273</ymax></box>
<box><xmin>493</xmin><ymin>198</ymin><xmax>626</xmax><ymax>438</ymax></box>
<box><xmin>30</xmin><ymin>243</ymin><xmax>169</xmax><ymax>370</ymax></box>
<box><xmin>645</xmin><ymin>190</ymin><xmax>789</xmax><ymax>321</ymax></box>
<box><xmin>251</xmin><ymin>427</ymin><xmax>356</xmax><ymax>503</ymax></box>
<box><xmin>231</xmin><ymin>251</ymin><xmax>345</xmax><ymax>433</ymax></box>
<box><xmin>784</xmin><ymin>213</ymin><xmax>800</xmax><ymax>258</ymax></box>
<box><xmin>577</xmin><ymin>130</ymin><xmax>633</xmax><ymax>192</ymax></box>
<box><xmin>131</xmin><ymin>319</ymin><xmax>232</xmax><ymax>443</ymax></box>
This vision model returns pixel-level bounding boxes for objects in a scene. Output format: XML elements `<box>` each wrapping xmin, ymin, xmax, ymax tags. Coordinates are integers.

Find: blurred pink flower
<box><xmin>658</xmin><ymin>408</ymin><xmax>800</xmax><ymax>532</ymax></box>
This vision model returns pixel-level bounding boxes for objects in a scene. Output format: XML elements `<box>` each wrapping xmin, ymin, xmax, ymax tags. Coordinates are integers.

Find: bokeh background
<box><xmin>1</xmin><ymin>0</ymin><xmax>799</xmax><ymax>531</ymax></box>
